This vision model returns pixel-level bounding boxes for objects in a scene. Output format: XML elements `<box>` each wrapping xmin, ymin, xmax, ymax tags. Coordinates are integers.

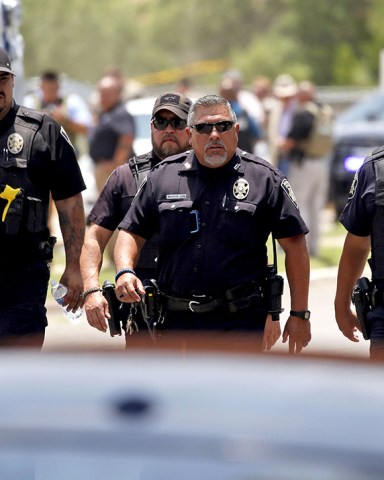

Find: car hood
<box><xmin>333</xmin><ymin>120</ymin><xmax>384</xmax><ymax>142</ymax></box>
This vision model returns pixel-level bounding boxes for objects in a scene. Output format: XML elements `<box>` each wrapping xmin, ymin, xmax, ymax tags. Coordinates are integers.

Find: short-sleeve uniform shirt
<box><xmin>339</xmin><ymin>157</ymin><xmax>376</xmax><ymax>237</ymax></box>
<box><xmin>88</xmin><ymin>151</ymin><xmax>161</xmax><ymax>274</ymax></box>
<box><xmin>119</xmin><ymin>149</ymin><xmax>308</xmax><ymax>297</ymax></box>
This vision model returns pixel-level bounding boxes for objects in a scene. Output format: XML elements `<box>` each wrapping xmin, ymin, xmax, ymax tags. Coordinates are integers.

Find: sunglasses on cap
<box><xmin>152</xmin><ymin>115</ymin><xmax>187</xmax><ymax>131</ymax></box>
<box><xmin>190</xmin><ymin>120</ymin><xmax>234</xmax><ymax>134</ymax></box>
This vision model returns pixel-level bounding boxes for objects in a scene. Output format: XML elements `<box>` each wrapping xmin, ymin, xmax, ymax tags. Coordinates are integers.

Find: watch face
<box><xmin>304</xmin><ymin>311</ymin><xmax>310</xmax><ymax>320</ymax></box>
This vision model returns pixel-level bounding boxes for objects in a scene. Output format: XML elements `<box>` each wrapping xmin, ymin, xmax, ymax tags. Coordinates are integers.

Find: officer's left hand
<box><xmin>262</xmin><ymin>315</ymin><xmax>281</xmax><ymax>351</ymax></box>
<box><xmin>115</xmin><ymin>273</ymin><xmax>145</xmax><ymax>303</ymax></box>
<box><xmin>282</xmin><ymin>315</ymin><xmax>311</xmax><ymax>354</ymax></box>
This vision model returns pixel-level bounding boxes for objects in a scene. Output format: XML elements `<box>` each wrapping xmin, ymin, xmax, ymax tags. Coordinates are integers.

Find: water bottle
<box><xmin>50</xmin><ymin>279</ymin><xmax>83</xmax><ymax>323</ymax></box>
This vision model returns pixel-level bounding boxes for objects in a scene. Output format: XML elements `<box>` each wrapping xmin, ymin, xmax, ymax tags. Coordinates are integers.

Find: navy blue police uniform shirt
<box><xmin>88</xmin><ymin>150</ymin><xmax>161</xmax><ymax>275</ymax></box>
<box><xmin>88</xmin><ymin>151</ymin><xmax>161</xmax><ymax>231</ymax></box>
<box><xmin>118</xmin><ymin>148</ymin><xmax>308</xmax><ymax>298</ymax></box>
<box><xmin>0</xmin><ymin>102</ymin><xmax>86</xmax><ymax>202</ymax></box>
<box><xmin>88</xmin><ymin>162</ymin><xmax>137</xmax><ymax>230</ymax></box>
<box><xmin>339</xmin><ymin>157</ymin><xmax>376</xmax><ymax>237</ymax></box>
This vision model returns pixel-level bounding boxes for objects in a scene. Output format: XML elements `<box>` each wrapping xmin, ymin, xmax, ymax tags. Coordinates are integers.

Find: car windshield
<box><xmin>337</xmin><ymin>91</ymin><xmax>384</xmax><ymax>123</ymax></box>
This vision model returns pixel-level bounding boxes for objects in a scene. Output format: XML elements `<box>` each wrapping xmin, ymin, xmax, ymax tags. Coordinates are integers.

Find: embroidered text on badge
<box><xmin>166</xmin><ymin>194</ymin><xmax>187</xmax><ymax>200</ymax></box>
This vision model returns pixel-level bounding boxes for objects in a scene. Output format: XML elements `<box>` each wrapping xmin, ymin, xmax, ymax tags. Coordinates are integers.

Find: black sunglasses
<box><xmin>152</xmin><ymin>116</ymin><xmax>187</xmax><ymax>131</ymax></box>
<box><xmin>190</xmin><ymin>121</ymin><xmax>234</xmax><ymax>134</ymax></box>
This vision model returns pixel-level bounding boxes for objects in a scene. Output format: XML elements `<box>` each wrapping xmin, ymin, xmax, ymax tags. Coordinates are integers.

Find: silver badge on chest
<box><xmin>233</xmin><ymin>178</ymin><xmax>249</xmax><ymax>200</ymax></box>
<box><xmin>7</xmin><ymin>133</ymin><xmax>24</xmax><ymax>154</ymax></box>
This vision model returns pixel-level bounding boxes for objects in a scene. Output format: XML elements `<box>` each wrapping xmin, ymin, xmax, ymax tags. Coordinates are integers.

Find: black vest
<box><xmin>0</xmin><ymin>107</ymin><xmax>49</xmax><ymax>241</ymax></box>
<box><xmin>129</xmin><ymin>152</ymin><xmax>153</xmax><ymax>189</ymax></box>
<box><xmin>129</xmin><ymin>152</ymin><xmax>159</xmax><ymax>274</ymax></box>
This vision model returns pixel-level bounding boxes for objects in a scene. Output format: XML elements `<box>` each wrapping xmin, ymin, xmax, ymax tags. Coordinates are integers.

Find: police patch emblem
<box><xmin>281</xmin><ymin>178</ymin><xmax>298</xmax><ymax>209</ymax></box>
<box><xmin>7</xmin><ymin>133</ymin><xmax>23</xmax><ymax>154</ymax></box>
<box><xmin>233</xmin><ymin>178</ymin><xmax>249</xmax><ymax>200</ymax></box>
<box><xmin>348</xmin><ymin>172</ymin><xmax>358</xmax><ymax>200</ymax></box>
<box><xmin>60</xmin><ymin>126</ymin><xmax>74</xmax><ymax>151</ymax></box>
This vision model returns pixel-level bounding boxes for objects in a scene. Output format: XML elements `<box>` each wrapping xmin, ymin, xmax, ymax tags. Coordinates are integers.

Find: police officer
<box><xmin>80</xmin><ymin>92</ymin><xmax>192</xmax><ymax>336</ymax></box>
<box><xmin>335</xmin><ymin>146</ymin><xmax>384</xmax><ymax>359</ymax></box>
<box><xmin>114</xmin><ymin>94</ymin><xmax>311</xmax><ymax>354</ymax></box>
<box><xmin>0</xmin><ymin>47</ymin><xmax>86</xmax><ymax>348</ymax></box>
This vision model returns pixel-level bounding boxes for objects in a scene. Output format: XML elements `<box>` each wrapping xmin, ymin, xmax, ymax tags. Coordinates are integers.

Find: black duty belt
<box><xmin>163</xmin><ymin>282</ymin><xmax>263</xmax><ymax>314</ymax></box>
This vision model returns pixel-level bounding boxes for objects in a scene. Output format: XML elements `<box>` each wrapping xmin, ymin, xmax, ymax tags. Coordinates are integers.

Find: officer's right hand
<box><xmin>335</xmin><ymin>307</ymin><xmax>360</xmax><ymax>342</ymax></box>
<box><xmin>84</xmin><ymin>291</ymin><xmax>110</xmax><ymax>333</ymax></box>
<box><xmin>115</xmin><ymin>273</ymin><xmax>145</xmax><ymax>303</ymax></box>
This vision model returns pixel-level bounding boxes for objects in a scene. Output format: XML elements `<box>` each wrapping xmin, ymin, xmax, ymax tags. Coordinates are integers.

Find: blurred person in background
<box><xmin>219</xmin><ymin>76</ymin><xmax>261</xmax><ymax>154</ymax></box>
<box><xmin>0</xmin><ymin>48</ymin><xmax>86</xmax><ymax>348</ymax></box>
<box><xmin>114</xmin><ymin>94</ymin><xmax>311</xmax><ymax>354</ymax></box>
<box><xmin>252</xmin><ymin>75</ymin><xmax>275</xmax><ymax>131</ymax></box>
<box><xmin>81</xmin><ymin>92</ymin><xmax>192</xmax><ymax>339</ymax></box>
<box><xmin>252</xmin><ymin>75</ymin><xmax>275</xmax><ymax>158</ymax></box>
<box><xmin>24</xmin><ymin>71</ymin><xmax>92</xmax><ymax>155</ymax></box>
<box><xmin>24</xmin><ymin>71</ymin><xmax>92</xmax><ymax>233</ymax></box>
<box><xmin>174</xmin><ymin>77</ymin><xmax>192</xmax><ymax>95</ymax></box>
<box><xmin>267</xmin><ymin>74</ymin><xmax>298</xmax><ymax>175</ymax></box>
<box><xmin>280</xmin><ymin>80</ymin><xmax>334</xmax><ymax>257</ymax></box>
<box><xmin>88</xmin><ymin>74</ymin><xmax>135</xmax><ymax>193</ymax></box>
<box><xmin>88</xmin><ymin>74</ymin><xmax>135</xmax><ymax>263</ymax></box>
<box><xmin>222</xmin><ymin>69</ymin><xmax>265</xmax><ymax>129</ymax></box>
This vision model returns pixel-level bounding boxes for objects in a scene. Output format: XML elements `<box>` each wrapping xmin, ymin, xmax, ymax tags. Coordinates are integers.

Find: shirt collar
<box><xmin>180</xmin><ymin>149</ymin><xmax>244</xmax><ymax>174</ymax></box>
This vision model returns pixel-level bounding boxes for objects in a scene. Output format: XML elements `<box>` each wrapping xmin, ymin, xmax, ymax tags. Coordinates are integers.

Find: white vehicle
<box><xmin>126</xmin><ymin>96</ymin><xmax>156</xmax><ymax>156</ymax></box>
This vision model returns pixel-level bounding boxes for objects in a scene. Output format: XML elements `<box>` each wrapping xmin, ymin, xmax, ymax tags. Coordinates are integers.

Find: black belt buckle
<box><xmin>189</xmin><ymin>294</ymin><xmax>206</xmax><ymax>313</ymax></box>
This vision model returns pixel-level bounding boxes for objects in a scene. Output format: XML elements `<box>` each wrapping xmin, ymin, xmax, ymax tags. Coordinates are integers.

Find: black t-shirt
<box><xmin>88</xmin><ymin>102</ymin><xmax>135</xmax><ymax>163</ymax></box>
<box><xmin>119</xmin><ymin>149</ymin><xmax>308</xmax><ymax>297</ymax></box>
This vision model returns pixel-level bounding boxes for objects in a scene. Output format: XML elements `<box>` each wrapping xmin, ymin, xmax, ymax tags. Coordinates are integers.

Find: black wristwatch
<box><xmin>290</xmin><ymin>309</ymin><xmax>311</xmax><ymax>320</ymax></box>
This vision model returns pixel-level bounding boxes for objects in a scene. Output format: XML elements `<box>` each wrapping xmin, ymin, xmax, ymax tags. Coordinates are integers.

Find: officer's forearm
<box><xmin>280</xmin><ymin>235</ymin><xmax>310</xmax><ymax>311</ymax></box>
<box><xmin>56</xmin><ymin>194</ymin><xmax>85</xmax><ymax>267</ymax></box>
<box><xmin>114</xmin><ymin>230</ymin><xmax>145</xmax><ymax>272</ymax></box>
<box><xmin>81</xmin><ymin>224</ymin><xmax>112</xmax><ymax>290</ymax></box>
<box><xmin>335</xmin><ymin>232</ymin><xmax>370</xmax><ymax>311</ymax></box>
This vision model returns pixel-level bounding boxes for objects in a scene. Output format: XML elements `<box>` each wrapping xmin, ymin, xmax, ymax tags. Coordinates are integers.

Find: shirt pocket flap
<box><xmin>159</xmin><ymin>200</ymin><xmax>194</xmax><ymax>213</ymax></box>
<box><xmin>223</xmin><ymin>199</ymin><xmax>257</xmax><ymax>215</ymax></box>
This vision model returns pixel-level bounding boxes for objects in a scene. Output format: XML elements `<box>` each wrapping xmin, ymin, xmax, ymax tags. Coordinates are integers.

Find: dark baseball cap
<box><xmin>152</xmin><ymin>92</ymin><xmax>192</xmax><ymax>120</ymax></box>
<box><xmin>0</xmin><ymin>47</ymin><xmax>14</xmax><ymax>75</ymax></box>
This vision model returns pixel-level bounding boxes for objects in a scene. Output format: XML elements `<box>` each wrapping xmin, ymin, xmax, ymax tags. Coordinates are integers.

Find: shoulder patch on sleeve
<box><xmin>281</xmin><ymin>178</ymin><xmax>298</xmax><ymax>209</ymax></box>
<box><xmin>348</xmin><ymin>172</ymin><xmax>358</xmax><ymax>200</ymax></box>
<box><xmin>60</xmin><ymin>126</ymin><xmax>75</xmax><ymax>151</ymax></box>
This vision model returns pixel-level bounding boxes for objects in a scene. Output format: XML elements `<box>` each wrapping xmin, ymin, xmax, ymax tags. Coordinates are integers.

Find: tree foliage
<box><xmin>20</xmin><ymin>0</ymin><xmax>384</xmax><ymax>87</ymax></box>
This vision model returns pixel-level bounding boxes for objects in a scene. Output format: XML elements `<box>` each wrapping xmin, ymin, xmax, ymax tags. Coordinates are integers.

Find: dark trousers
<box><xmin>368</xmin><ymin>306</ymin><xmax>384</xmax><ymax>360</ymax></box>
<box><xmin>0</xmin><ymin>261</ymin><xmax>49</xmax><ymax>349</ymax></box>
